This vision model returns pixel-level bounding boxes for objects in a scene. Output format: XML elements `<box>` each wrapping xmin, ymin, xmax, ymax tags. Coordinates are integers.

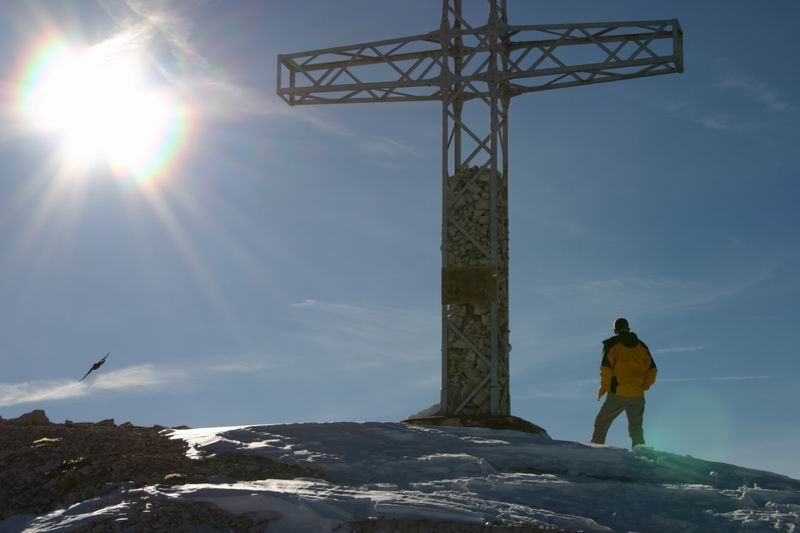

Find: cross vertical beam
<box><xmin>440</xmin><ymin>0</ymin><xmax>511</xmax><ymax>416</ymax></box>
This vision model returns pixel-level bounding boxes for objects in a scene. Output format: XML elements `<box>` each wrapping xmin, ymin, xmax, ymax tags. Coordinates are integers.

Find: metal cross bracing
<box><xmin>277</xmin><ymin>1</ymin><xmax>683</xmax><ymax>417</ymax></box>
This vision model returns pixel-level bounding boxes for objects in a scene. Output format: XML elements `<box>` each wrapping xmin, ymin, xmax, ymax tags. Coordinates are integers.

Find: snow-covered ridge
<box><xmin>171</xmin><ymin>422</ymin><xmax>798</xmax><ymax>491</ymax></box>
<box><xmin>169</xmin><ymin>422</ymin><xmax>799</xmax><ymax>532</ymax></box>
<box><xmin>8</xmin><ymin>422</ymin><xmax>800</xmax><ymax>532</ymax></box>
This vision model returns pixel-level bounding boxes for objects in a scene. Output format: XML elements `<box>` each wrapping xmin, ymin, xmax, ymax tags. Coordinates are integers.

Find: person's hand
<box><xmin>597</xmin><ymin>387</ymin><xmax>607</xmax><ymax>401</ymax></box>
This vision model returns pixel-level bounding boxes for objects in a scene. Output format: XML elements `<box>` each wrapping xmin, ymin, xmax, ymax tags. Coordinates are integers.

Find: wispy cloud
<box><xmin>699</xmin><ymin>116</ymin><xmax>731</xmax><ymax>130</ymax></box>
<box><xmin>289</xmin><ymin>299</ymin><xmax>437</xmax><ymax>367</ymax></box>
<box><xmin>531</xmin><ymin>270</ymin><xmax>772</xmax><ymax>322</ymax></box>
<box><xmin>618</xmin><ymin>72</ymin><xmax>794</xmax><ymax>132</ymax></box>
<box><xmin>517</xmin><ymin>378</ymin><xmax>596</xmax><ymax>400</ymax></box>
<box><xmin>362</xmin><ymin>136</ymin><xmax>418</xmax><ymax>159</ymax></box>
<box><xmin>0</xmin><ymin>358</ymin><xmax>278</xmax><ymax>408</ymax></box>
<box><xmin>0</xmin><ymin>364</ymin><xmax>183</xmax><ymax>408</ymax></box>
<box><xmin>696</xmin><ymin>75</ymin><xmax>795</xmax><ymax>131</ymax></box>
<box><xmin>291</xmin><ymin>109</ymin><xmax>418</xmax><ymax>159</ymax></box>
<box><xmin>517</xmin><ymin>374</ymin><xmax>773</xmax><ymax>401</ymax></box>
<box><xmin>202</xmin><ymin>361</ymin><xmax>271</xmax><ymax>374</ymax></box>
<box><xmin>513</xmin><ymin>265</ymin><xmax>777</xmax><ymax>368</ymax></box>
<box><xmin>525</xmin><ymin>277</ymin><xmax>747</xmax><ymax>349</ymax></box>
<box><xmin>659</xmin><ymin>375</ymin><xmax>771</xmax><ymax>383</ymax></box>
<box><xmin>92</xmin><ymin>364</ymin><xmax>184</xmax><ymax>390</ymax></box>
<box><xmin>0</xmin><ymin>380</ymin><xmax>88</xmax><ymax>408</ymax></box>
<box><xmin>721</xmin><ymin>76</ymin><xmax>794</xmax><ymax>113</ymax></box>
<box><xmin>654</xmin><ymin>345</ymin><xmax>704</xmax><ymax>355</ymax></box>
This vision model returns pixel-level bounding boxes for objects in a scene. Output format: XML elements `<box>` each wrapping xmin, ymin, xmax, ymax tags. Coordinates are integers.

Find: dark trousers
<box><xmin>591</xmin><ymin>393</ymin><xmax>646</xmax><ymax>446</ymax></box>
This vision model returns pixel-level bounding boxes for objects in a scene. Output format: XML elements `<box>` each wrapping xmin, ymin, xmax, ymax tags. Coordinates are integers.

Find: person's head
<box><xmin>613</xmin><ymin>317</ymin><xmax>630</xmax><ymax>334</ymax></box>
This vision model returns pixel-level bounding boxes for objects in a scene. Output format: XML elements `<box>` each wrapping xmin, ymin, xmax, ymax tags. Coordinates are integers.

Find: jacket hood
<box><xmin>604</xmin><ymin>331</ymin><xmax>639</xmax><ymax>348</ymax></box>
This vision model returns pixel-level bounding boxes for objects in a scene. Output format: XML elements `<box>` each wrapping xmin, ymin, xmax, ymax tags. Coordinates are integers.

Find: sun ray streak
<box><xmin>139</xmin><ymin>190</ymin><xmax>249</xmax><ymax>346</ymax></box>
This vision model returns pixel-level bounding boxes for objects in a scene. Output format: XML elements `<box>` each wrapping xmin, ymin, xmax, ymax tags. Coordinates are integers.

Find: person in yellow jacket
<box><xmin>591</xmin><ymin>317</ymin><xmax>657</xmax><ymax>447</ymax></box>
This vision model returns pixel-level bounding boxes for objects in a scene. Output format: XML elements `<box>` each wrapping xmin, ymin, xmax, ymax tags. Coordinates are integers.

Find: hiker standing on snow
<box><xmin>591</xmin><ymin>318</ymin><xmax>657</xmax><ymax>447</ymax></box>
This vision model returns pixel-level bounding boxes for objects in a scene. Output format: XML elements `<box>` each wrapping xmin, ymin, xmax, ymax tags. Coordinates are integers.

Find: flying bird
<box><xmin>79</xmin><ymin>352</ymin><xmax>110</xmax><ymax>382</ymax></box>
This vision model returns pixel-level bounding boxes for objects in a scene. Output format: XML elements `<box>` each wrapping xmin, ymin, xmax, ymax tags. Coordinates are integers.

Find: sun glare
<box><xmin>15</xmin><ymin>34</ymin><xmax>187</xmax><ymax>187</ymax></box>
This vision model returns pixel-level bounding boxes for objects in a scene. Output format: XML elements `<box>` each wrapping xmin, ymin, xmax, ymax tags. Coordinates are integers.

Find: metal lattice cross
<box><xmin>277</xmin><ymin>1</ymin><xmax>683</xmax><ymax>418</ymax></box>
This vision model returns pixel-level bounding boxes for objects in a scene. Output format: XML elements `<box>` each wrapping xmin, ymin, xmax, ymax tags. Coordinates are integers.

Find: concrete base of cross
<box><xmin>402</xmin><ymin>415</ymin><xmax>548</xmax><ymax>437</ymax></box>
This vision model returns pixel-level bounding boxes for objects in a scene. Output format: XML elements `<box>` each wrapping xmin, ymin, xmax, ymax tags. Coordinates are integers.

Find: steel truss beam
<box><xmin>277</xmin><ymin>16</ymin><xmax>682</xmax><ymax>105</ymax></box>
<box><xmin>277</xmin><ymin>1</ymin><xmax>684</xmax><ymax>418</ymax></box>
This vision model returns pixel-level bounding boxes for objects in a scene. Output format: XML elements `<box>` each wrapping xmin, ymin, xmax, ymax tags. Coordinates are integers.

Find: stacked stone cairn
<box><xmin>445</xmin><ymin>165</ymin><xmax>510</xmax><ymax>416</ymax></box>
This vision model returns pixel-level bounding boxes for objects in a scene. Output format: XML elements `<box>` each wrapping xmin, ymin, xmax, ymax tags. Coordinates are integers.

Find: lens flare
<box><xmin>648</xmin><ymin>388</ymin><xmax>733</xmax><ymax>460</ymax></box>
<box><xmin>11</xmin><ymin>32</ymin><xmax>189</xmax><ymax>188</ymax></box>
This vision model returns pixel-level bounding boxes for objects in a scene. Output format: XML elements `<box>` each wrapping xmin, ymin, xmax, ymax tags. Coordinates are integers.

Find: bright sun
<box><xmin>18</xmin><ymin>34</ymin><xmax>186</xmax><ymax>185</ymax></box>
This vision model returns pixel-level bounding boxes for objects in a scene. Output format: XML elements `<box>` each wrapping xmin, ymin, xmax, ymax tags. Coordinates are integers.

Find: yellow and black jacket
<box><xmin>600</xmin><ymin>331</ymin><xmax>657</xmax><ymax>397</ymax></box>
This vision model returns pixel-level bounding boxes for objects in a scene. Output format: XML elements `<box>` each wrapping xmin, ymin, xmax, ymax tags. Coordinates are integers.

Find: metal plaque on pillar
<box><xmin>443</xmin><ymin>267</ymin><xmax>496</xmax><ymax>304</ymax></box>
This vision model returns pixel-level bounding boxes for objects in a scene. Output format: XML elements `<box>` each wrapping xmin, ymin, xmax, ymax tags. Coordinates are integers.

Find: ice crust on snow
<box><xmin>4</xmin><ymin>422</ymin><xmax>800</xmax><ymax>532</ymax></box>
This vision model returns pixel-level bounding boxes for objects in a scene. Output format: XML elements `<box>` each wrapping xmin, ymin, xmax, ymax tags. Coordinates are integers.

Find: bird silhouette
<box><xmin>79</xmin><ymin>352</ymin><xmax>110</xmax><ymax>382</ymax></box>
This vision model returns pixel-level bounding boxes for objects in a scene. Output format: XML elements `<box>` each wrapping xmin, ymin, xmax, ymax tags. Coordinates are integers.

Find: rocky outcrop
<box><xmin>0</xmin><ymin>413</ymin><xmax>320</xmax><ymax>521</ymax></box>
<box><xmin>74</xmin><ymin>496</ymin><xmax>266</xmax><ymax>532</ymax></box>
<box><xmin>2</xmin><ymin>409</ymin><xmax>51</xmax><ymax>426</ymax></box>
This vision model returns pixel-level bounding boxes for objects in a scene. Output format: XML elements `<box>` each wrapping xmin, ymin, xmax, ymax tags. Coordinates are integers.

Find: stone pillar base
<box><xmin>402</xmin><ymin>415</ymin><xmax>548</xmax><ymax>437</ymax></box>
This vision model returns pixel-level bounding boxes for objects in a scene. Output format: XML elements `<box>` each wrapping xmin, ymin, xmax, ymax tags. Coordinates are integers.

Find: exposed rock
<box><xmin>0</xmin><ymin>420</ymin><xmax>320</xmax><ymax>521</ymax></box>
<box><xmin>171</xmin><ymin>425</ymin><xmax>192</xmax><ymax>430</ymax></box>
<box><xmin>119</xmin><ymin>421</ymin><xmax>135</xmax><ymax>428</ymax></box>
<box><xmin>96</xmin><ymin>418</ymin><xmax>115</xmax><ymax>426</ymax></box>
<box><xmin>73</xmin><ymin>493</ymin><xmax>268</xmax><ymax>532</ymax></box>
<box><xmin>6</xmin><ymin>409</ymin><xmax>50</xmax><ymax>426</ymax></box>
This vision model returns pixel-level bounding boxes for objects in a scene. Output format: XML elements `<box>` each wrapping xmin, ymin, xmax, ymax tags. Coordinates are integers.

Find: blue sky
<box><xmin>0</xmin><ymin>1</ymin><xmax>798</xmax><ymax>478</ymax></box>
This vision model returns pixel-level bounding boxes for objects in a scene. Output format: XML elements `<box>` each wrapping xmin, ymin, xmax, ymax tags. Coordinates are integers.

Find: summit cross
<box><xmin>277</xmin><ymin>1</ymin><xmax>683</xmax><ymax>418</ymax></box>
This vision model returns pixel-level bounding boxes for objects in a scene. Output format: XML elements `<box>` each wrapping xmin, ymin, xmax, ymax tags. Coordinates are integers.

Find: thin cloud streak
<box><xmin>721</xmin><ymin>76</ymin><xmax>795</xmax><ymax>113</ymax></box>
<box><xmin>516</xmin><ymin>263</ymin><xmax>777</xmax><ymax>371</ymax></box>
<box><xmin>530</xmin><ymin>270</ymin><xmax>773</xmax><ymax>324</ymax></box>
<box><xmin>694</xmin><ymin>74</ymin><xmax>796</xmax><ymax>130</ymax></box>
<box><xmin>700</xmin><ymin>116</ymin><xmax>731</xmax><ymax>130</ymax></box>
<box><xmin>0</xmin><ymin>364</ymin><xmax>177</xmax><ymax>408</ymax></box>
<box><xmin>654</xmin><ymin>345</ymin><xmax>704</xmax><ymax>354</ymax></box>
<box><xmin>618</xmin><ymin>79</ymin><xmax>792</xmax><ymax>132</ymax></box>
<box><xmin>292</xmin><ymin>110</ymin><xmax>418</xmax><ymax>159</ymax></box>
<box><xmin>203</xmin><ymin>361</ymin><xmax>271</xmax><ymax>374</ymax></box>
<box><xmin>0</xmin><ymin>358</ymin><xmax>277</xmax><ymax>408</ymax></box>
<box><xmin>518</xmin><ymin>374</ymin><xmax>773</xmax><ymax>401</ymax></box>
<box><xmin>659</xmin><ymin>375</ymin><xmax>772</xmax><ymax>383</ymax></box>
<box><xmin>0</xmin><ymin>380</ymin><xmax>87</xmax><ymax>408</ymax></box>
<box><xmin>92</xmin><ymin>364</ymin><xmax>183</xmax><ymax>390</ymax></box>
<box><xmin>519</xmin><ymin>378</ymin><xmax>596</xmax><ymax>400</ymax></box>
<box><xmin>290</xmin><ymin>299</ymin><xmax>438</xmax><ymax>367</ymax></box>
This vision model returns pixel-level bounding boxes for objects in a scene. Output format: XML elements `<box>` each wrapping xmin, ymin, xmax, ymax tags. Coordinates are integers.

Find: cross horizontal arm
<box><xmin>276</xmin><ymin>19</ymin><xmax>683</xmax><ymax>106</ymax></box>
<box><xmin>503</xmin><ymin>19</ymin><xmax>683</xmax><ymax>97</ymax></box>
<box><xmin>278</xmin><ymin>32</ymin><xmax>449</xmax><ymax>105</ymax></box>
<box><xmin>508</xmin><ymin>18</ymin><xmax>681</xmax><ymax>32</ymax></box>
